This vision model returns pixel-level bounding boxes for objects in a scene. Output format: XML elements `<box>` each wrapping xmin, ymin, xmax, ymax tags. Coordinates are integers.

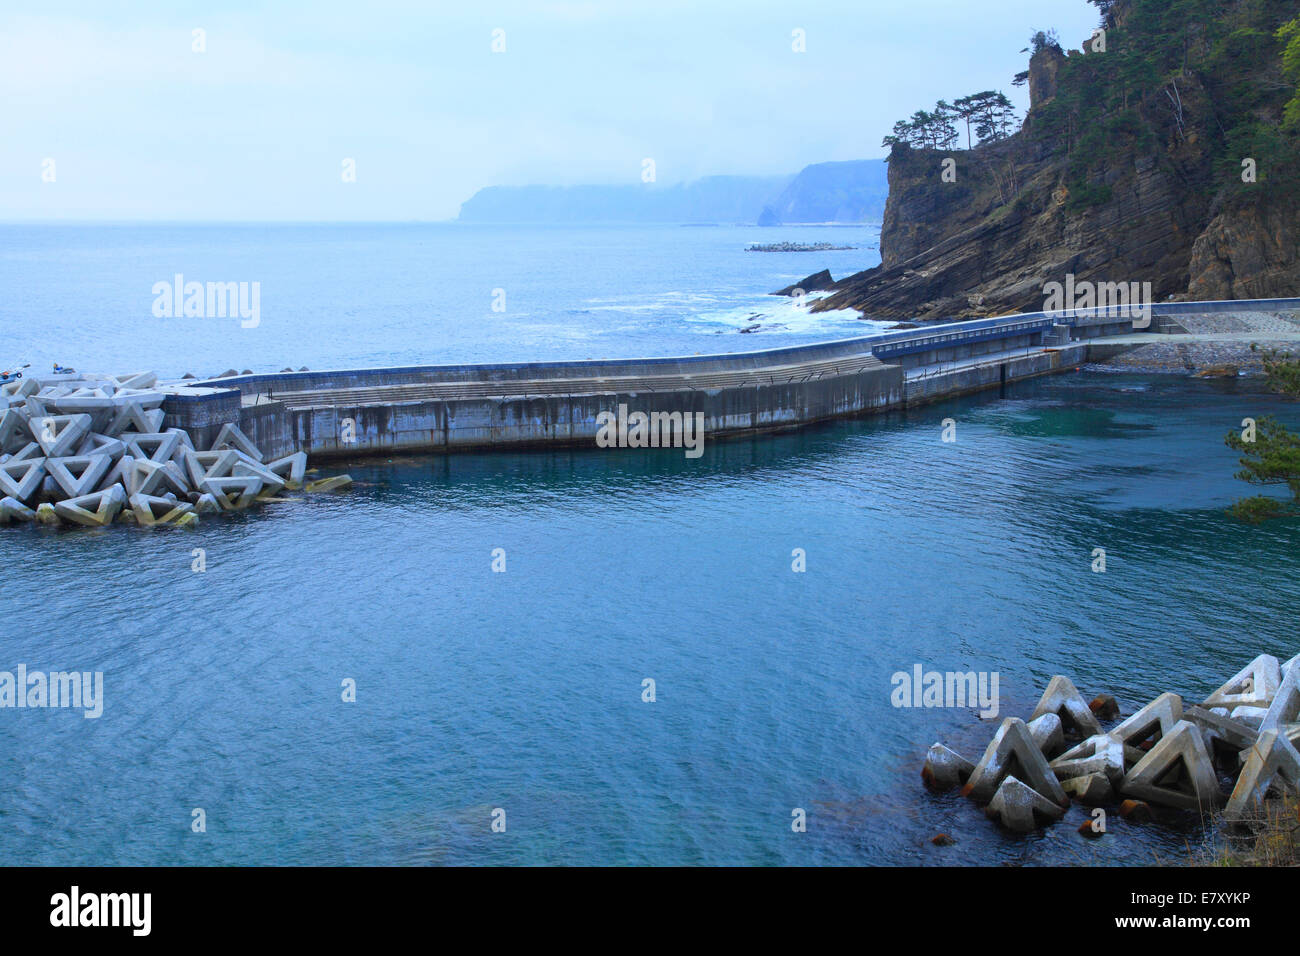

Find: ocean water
<box><xmin>1</xmin><ymin>225</ymin><xmax>1297</xmax><ymax>866</ymax></box>
<box><xmin>0</xmin><ymin>222</ymin><xmax>884</xmax><ymax>377</ymax></box>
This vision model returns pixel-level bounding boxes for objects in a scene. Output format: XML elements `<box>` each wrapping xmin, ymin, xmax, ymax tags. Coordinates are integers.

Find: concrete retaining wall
<box><xmin>244</xmin><ymin>364</ymin><xmax>907</xmax><ymax>460</ymax></box>
<box><xmin>904</xmin><ymin>349</ymin><xmax>1074</xmax><ymax>404</ymax></box>
<box><xmin>158</xmin><ymin>299</ymin><xmax>1299</xmax><ymax>460</ymax></box>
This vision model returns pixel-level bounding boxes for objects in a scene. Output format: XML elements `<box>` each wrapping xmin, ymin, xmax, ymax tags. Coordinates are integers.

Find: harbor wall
<box><xmin>160</xmin><ymin>299</ymin><xmax>1300</xmax><ymax>459</ymax></box>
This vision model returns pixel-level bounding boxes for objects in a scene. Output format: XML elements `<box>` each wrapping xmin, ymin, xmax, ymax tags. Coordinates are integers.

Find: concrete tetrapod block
<box><xmin>1050</xmin><ymin>734</ymin><xmax>1127</xmax><ymax>785</ymax></box>
<box><xmin>1120</xmin><ymin>719</ymin><xmax>1223</xmax><ymax>812</ymax></box>
<box><xmin>1027</xmin><ymin>713</ymin><xmax>1065</xmax><ymax>757</ymax></box>
<box><xmin>210</xmin><ymin>423</ymin><xmax>262</xmax><ymax>462</ymax></box>
<box><xmin>128</xmin><ymin>492</ymin><xmax>194</xmax><ymax>527</ymax></box>
<box><xmin>305</xmin><ymin>475</ymin><xmax>353</xmax><ymax>493</ymax></box>
<box><xmin>1109</xmin><ymin>692</ymin><xmax>1184</xmax><ymax>766</ymax></box>
<box><xmin>158</xmin><ymin>461</ymin><xmax>191</xmax><ymax>497</ymax></box>
<box><xmin>266</xmin><ymin>452</ymin><xmax>307</xmax><ymax>490</ymax></box>
<box><xmin>167</xmin><ymin>428</ymin><xmax>195</xmax><ymax>466</ymax></box>
<box><xmin>0</xmin><ymin>495</ymin><xmax>36</xmax><ymax>522</ymax></box>
<box><xmin>922</xmin><ymin>744</ymin><xmax>975</xmax><ymax>791</ymax></box>
<box><xmin>1204</xmin><ymin>654</ymin><xmax>1281</xmax><ymax>710</ymax></box>
<box><xmin>1184</xmin><ymin>705</ymin><xmax>1260</xmax><ymax>758</ymax></box>
<box><xmin>1225</xmin><ymin>730</ymin><xmax>1300</xmax><ymax>821</ymax></box>
<box><xmin>114</xmin><ymin>372</ymin><xmax>158</xmax><ymax>390</ymax></box>
<box><xmin>46</xmin><ymin>387</ymin><xmax>116</xmax><ymax>419</ymax></box>
<box><xmin>1231</xmin><ymin>706</ymin><xmax>1269</xmax><ymax>729</ymax></box>
<box><xmin>962</xmin><ymin>717</ymin><xmax>1069</xmax><ymax>806</ymax></box>
<box><xmin>193</xmin><ymin>493</ymin><xmax>221</xmax><ymax>515</ymax></box>
<box><xmin>53</xmin><ymin>486</ymin><xmax>126</xmax><ymax>527</ymax></box>
<box><xmin>1</xmin><ymin>376</ymin><xmax>38</xmax><ymax>399</ymax></box>
<box><xmin>116</xmin><ymin>391</ymin><xmax>165</xmax><ymax>412</ymax></box>
<box><xmin>1260</xmin><ymin>664</ymin><xmax>1300</xmax><ymax>734</ymax></box>
<box><xmin>8</xmin><ymin>442</ymin><xmax>41</xmax><ymax>462</ymax></box>
<box><xmin>1062</xmin><ymin>773</ymin><xmax>1114</xmax><ymax>805</ymax></box>
<box><xmin>984</xmin><ymin>776</ymin><xmax>1068</xmax><ymax>833</ymax></box>
<box><xmin>105</xmin><ymin>404</ymin><xmax>164</xmax><ymax>438</ymax></box>
<box><xmin>183</xmin><ymin>449</ymin><xmax>239</xmax><ymax>488</ymax></box>
<box><xmin>233</xmin><ymin>458</ymin><xmax>285</xmax><ymax>497</ymax></box>
<box><xmin>199</xmin><ymin>475</ymin><xmax>263</xmax><ymax>510</ymax></box>
<box><xmin>44</xmin><ymin>455</ymin><xmax>112</xmax><ymax>499</ymax></box>
<box><xmin>0</xmin><ymin>457</ymin><xmax>46</xmax><ymax>502</ymax></box>
<box><xmin>0</xmin><ymin>408</ymin><xmax>30</xmax><ymax>454</ymax></box>
<box><xmin>34</xmin><ymin>502</ymin><xmax>59</xmax><ymax>525</ymax></box>
<box><xmin>1029</xmin><ymin>675</ymin><xmax>1104</xmax><ymax>738</ymax></box>
<box><xmin>96</xmin><ymin>454</ymin><xmax>133</xmax><ymax>493</ymax></box>
<box><xmin>123</xmin><ymin>431</ymin><xmax>182</xmax><ymax>464</ymax></box>
<box><xmin>124</xmin><ymin>458</ymin><xmax>168</xmax><ymax>497</ymax></box>
<box><xmin>75</xmin><ymin>432</ymin><xmax>126</xmax><ymax>459</ymax></box>
<box><xmin>28</xmin><ymin>413</ymin><xmax>92</xmax><ymax>458</ymax></box>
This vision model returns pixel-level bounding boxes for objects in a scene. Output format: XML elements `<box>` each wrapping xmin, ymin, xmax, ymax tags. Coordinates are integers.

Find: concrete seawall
<box><xmin>160</xmin><ymin>298</ymin><xmax>1300</xmax><ymax>460</ymax></box>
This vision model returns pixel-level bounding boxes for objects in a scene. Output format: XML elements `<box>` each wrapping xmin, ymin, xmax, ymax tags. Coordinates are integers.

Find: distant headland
<box><xmin>456</xmin><ymin>159</ymin><xmax>889</xmax><ymax>226</ymax></box>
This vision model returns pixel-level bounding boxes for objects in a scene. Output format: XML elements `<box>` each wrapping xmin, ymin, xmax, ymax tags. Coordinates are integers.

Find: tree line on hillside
<box><xmin>881</xmin><ymin>91</ymin><xmax>1019</xmax><ymax>152</ymax></box>
<box><xmin>1034</xmin><ymin>0</ymin><xmax>1300</xmax><ymax>207</ymax></box>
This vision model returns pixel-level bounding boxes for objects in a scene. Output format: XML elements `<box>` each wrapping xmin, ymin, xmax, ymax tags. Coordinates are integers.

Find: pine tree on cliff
<box><xmin>1226</xmin><ymin>348</ymin><xmax>1300</xmax><ymax>523</ymax></box>
<box><xmin>881</xmin><ymin>104</ymin><xmax>959</xmax><ymax>150</ymax></box>
<box><xmin>884</xmin><ymin>93</ymin><xmax>1013</xmax><ymax>151</ymax></box>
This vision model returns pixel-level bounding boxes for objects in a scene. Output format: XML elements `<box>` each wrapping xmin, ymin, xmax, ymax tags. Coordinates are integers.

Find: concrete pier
<box><xmin>160</xmin><ymin>298</ymin><xmax>1300</xmax><ymax>461</ymax></box>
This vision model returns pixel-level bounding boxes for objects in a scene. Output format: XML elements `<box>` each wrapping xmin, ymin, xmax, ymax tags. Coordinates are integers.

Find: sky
<box><xmin>0</xmin><ymin>0</ymin><xmax>1103</xmax><ymax>221</ymax></box>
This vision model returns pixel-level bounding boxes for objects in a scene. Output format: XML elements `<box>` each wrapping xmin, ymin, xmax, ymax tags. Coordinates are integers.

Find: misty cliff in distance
<box><xmin>457</xmin><ymin>176</ymin><xmax>790</xmax><ymax>224</ymax></box>
<box><xmin>757</xmin><ymin>160</ymin><xmax>890</xmax><ymax>225</ymax></box>
<box><xmin>457</xmin><ymin>160</ymin><xmax>889</xmax><ymax>225</ymax></box>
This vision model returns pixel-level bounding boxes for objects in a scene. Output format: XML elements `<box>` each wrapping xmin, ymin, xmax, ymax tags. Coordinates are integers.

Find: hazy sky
<box><xmin>1</xmin><ymin>0</ymin><xmax>1102</xmax><ymax>221</ymax></box>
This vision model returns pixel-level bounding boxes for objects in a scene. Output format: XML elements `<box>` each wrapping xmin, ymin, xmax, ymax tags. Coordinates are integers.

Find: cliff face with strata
<box><xmin>813</xmin><ymin>0</ymin><xmax>1300</xmax><ymax>320</ymax></box>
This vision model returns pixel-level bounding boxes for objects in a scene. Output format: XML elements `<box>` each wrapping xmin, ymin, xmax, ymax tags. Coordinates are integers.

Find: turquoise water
<box><xmin>1</xmin><ymin>368</ymin><xmax>1297</xmax><ymax>865</ymax></box>
<box><xmin>2</xmin><ymin>223</ymin><xmax>1297</xmax><ymax>865</ymax></box>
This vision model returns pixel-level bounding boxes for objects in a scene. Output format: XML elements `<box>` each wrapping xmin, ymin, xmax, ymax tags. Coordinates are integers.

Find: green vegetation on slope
<box><xmin>1226</xmin><ymin>346</ymin><xmax>1300</xmax><ymax>522</ymax></box>
<box><xmin>1038</xmin><ymin>0</ymin><xmax>1300</xmax><ymax>205</ymax></box>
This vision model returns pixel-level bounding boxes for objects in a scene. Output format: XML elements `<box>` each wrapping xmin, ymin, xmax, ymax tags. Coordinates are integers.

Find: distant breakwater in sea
<box><xmin>747</xmin><ymin>242</ymin><xmax>854</xmax><ymax>252</ymax></box>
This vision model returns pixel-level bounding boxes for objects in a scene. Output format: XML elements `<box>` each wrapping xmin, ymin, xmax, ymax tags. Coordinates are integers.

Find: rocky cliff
<box><xmin>810</xmin><ymin>0</ymin><xmax>1300</xmax><ymax>320</ymax></box>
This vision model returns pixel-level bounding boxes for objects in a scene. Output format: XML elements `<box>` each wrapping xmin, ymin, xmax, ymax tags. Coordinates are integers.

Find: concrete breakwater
<box><xmin>923</xmin><ymin>653</ymin><xmax>1300</xmax><ymax>837</ymax></box>
<box><xmin>0</xmin><ymin>371</ymin><xmax>354</xmax><ymax>530</ymax></box>
<box><xmin>164</xmin><ymin>314</ymin><xmax>1071</xmax><ymax>461</ymax></box>
<box><xmin>156</xmin><ymin>297</ymin><xmax>1300</xmax><ymax>462</ymax></box>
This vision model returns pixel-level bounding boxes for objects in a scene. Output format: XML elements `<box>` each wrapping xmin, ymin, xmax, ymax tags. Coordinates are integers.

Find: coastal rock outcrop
<box><xmin>773</xmin><ymin>270</ymin><xmax>836</xmax><ymax>296</ymax></box>
<box><xmin>1187</xmin><ymin>198</ymin><xmax>1300</xmax><ymax>300</ymax></box>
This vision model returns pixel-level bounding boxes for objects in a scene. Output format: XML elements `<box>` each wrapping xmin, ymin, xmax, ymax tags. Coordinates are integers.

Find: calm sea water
<box><xmin>1</xmin><ymin>225</ymin><xmax>1297</xmax><ymax>866</ymax></box>
<box><xmin>0</xmin><ymin>222</ymin><xmax>884</xmax><ymax>377</ymax></box>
